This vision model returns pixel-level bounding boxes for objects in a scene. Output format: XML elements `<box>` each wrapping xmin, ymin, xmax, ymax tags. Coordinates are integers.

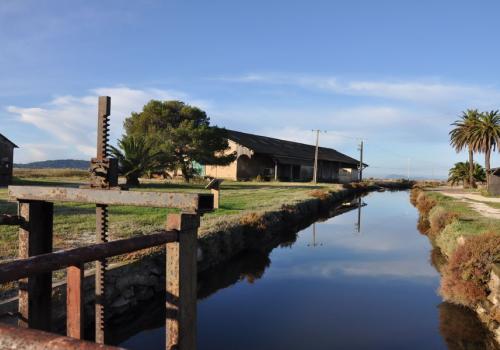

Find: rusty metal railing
<box><xmin>0</xmin><ymin>188</ymin><xmax>211</xmax><ymax>350</ymax></box>
<box><xmin>0</xmin><ymin>96</ymin><xmax>213</xmax><ymax>350</ymax></box>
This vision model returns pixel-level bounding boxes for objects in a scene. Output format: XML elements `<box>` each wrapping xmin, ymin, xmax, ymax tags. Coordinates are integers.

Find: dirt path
<box><xmin>439</xmin><ymin>189</ymin><xmax>500</xmax><ymax>219</ymax></box>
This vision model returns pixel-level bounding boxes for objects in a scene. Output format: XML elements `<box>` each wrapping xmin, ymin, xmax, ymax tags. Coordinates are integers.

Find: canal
<box><xmin>117</xmin><ymin>190</ymin><xmax>495</xmax><ymax>349</ymax></box>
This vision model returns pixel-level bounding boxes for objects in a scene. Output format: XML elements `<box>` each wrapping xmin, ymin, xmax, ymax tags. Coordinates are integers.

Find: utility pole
<box><xmin>313</xmin><ymin>130</ymin><xmax>320</xmax><ymax>183</ymax></box>
<box><xmin>407</xmin><ymin>158</ymin><xmax>411</xmax><ymax>181</ymax></box>
<box><xmin>312</xmin><ymin>130</ymin><xmax>325</xmax><ymax>183</ymax></box>
<box><xmin>358</xmin><ymin>140</ymin><xmax>364</xmax><ymax>181</ymax></box>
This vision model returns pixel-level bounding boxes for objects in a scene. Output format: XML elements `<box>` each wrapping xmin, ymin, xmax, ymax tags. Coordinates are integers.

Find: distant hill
<box><xmin>14</xmin><ymin>159</ymin><xmax>89</xmax><ymax>169</ymax></box>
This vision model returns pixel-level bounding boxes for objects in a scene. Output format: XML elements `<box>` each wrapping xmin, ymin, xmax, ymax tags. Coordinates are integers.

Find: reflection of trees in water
<box><xmin>439</xmin><ymin>303</ymin><xmax>500</xmax><ymax>350</ymax></box>
<box><xmin>197</xmin><ymin>249</ymin><xmax>273</xmax><ymax>299</ymax></box>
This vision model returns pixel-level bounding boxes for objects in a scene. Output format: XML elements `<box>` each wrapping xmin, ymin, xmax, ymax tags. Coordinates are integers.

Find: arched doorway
<box><xmin>236</xmin><ymin>155</ymin><xmax>253</xmax><ymax>180</ymax></box>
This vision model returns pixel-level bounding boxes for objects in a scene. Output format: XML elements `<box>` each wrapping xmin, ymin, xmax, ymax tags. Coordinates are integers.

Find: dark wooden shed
<box><xmin>488</xmin><ymin>168</ymin><xmax>500</xmax><ymax>196</ymax></box>
<box><xmin>0</xmin><ymin>133</ymin><xmax>18</xmax><ymax>186</ymax></box>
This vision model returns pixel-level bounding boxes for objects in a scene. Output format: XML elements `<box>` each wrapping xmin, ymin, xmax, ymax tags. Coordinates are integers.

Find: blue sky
<box><xmin>2</xmin><ymin>0</ymin><xmax>500</xmax><ymax>178</ymax></box>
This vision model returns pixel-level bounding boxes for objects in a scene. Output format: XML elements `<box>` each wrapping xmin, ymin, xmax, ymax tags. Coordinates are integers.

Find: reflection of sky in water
<box><xmin>121</xmin><ymin>191</ymin><xmax>452</xmax><ymax>350</ymax></box>
<box><xmin>268</xmin><ymin>191</ymin><xmax>439</xmax><ymax>281</ymax></box>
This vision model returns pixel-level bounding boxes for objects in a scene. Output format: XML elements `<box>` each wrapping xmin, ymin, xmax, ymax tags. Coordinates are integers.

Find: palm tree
<box><xmin>448</xmin><ymin>162</ymin><xmax>486</xmax><ymax>187</ymax></box>
<box><xmin>109</xmin><ymin>136</ymin><xmax>161</xmax><ymax>187</ymax></box>
<box><xmin>449</xmin><ymin>109</ymin><xmax>481</xmax><ymax>188</ymax></box>
<box><xmin>470</xmin><ymin>110</ymin><xmax>500</xmax><ymax>189</ymax></box>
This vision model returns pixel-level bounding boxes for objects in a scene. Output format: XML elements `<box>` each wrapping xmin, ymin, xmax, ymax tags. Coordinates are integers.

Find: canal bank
<box><xmin>0</xmin><ymin>180</ymin><xmax>410</xmax><ymax>334</ymax></box>
<box><xmin>411</xmin><ymin>187</ymin><xmax>500</xmax><ymax>344</ymax></box>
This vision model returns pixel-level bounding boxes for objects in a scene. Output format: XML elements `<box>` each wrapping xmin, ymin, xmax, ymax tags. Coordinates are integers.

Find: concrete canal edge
<box><xmin>0</xmin><ymin>181</ymin><xmax>410</xmax><ymax>333</ymax></box>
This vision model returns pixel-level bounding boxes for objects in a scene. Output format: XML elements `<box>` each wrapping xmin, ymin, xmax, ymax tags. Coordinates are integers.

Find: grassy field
<box><xmin>0</xmin><ymin>169</ymin><xmax>342</xmax><ymax>261</ymax></box>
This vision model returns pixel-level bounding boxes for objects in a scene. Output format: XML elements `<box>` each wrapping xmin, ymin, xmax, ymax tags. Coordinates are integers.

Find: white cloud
<box><xmin>7</xmin><ymin>86</ymin><xmax>205</xmax><ymax>163</ymax></box>
<box><xmin>223</xmin><ymin>73</ymin><xmax>500</xmax><ymax>107</ymax></box>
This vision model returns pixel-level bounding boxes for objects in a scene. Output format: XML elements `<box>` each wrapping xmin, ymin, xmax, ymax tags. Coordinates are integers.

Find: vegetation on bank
<box><xmin>411</xmin><ymin>187</ymin><xmax>500</xmax><ymax>319</ymax></box>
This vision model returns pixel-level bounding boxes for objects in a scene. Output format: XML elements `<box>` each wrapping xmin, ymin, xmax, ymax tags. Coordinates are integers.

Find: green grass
<box><xmin>423</xmin><ymin>192</ymin><xmax>500</xmax><ymax>257</ymax></box>
<box><xmin>0</xmin><ymin>176</ymin><xmax>341</xmax><ymax>261</ymax></box>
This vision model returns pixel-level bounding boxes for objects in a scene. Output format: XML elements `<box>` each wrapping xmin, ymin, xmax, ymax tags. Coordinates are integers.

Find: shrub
<box><xmin>428</xmin><ymin>206</ymin><xmax>459</xmax><ymax>238</ymax></box>
<box><xmin>440</xmin><ymin>232</ymin><xmax>500</xmax><ymax>307</ymax></box>
<box><xmin>417</xmin><ymin>216</ymin><xmax>430</xmax><ymax>235</ymax></box>
<box><xmin>415</xmin><ymin>192</ymin><xmax>437</xmax><ymax>215</ymax></box>
<box><xmin>410</xmin><ymin>187</ymin><xmax>422</xmax><ymax>206</ymax></box>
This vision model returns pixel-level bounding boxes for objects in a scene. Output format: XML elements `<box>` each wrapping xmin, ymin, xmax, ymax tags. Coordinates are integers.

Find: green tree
<box><xmin>124</xmin><ymin>100</ymin><xmax>236</xmax><ymax>182</ymax></box>
<box><xmin>470</xmin><ymin>110</ymin><xmax>500</xmax><ymax>189</ymax></box>
<box><xmin>109</xmin><ymin>135</ymin><xmax>160</xmax><ymax>187</ymax></box>
<box><xmin>450</xmin><ymin>110</ymin><xmax>481</xmax><ymax>188</ymax></box>
<box><xmin>448</xmin><ymin>162</ymin><xmax>486</xmax><ymax>187</ymax></box>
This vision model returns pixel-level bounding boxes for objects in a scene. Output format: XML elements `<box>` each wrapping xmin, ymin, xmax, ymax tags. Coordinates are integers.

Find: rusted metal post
<box><xmin>67</xmin><ymin>264</ymin><xmax>84</xmax><ymax>339</ymax></box>
<box><xmin>166</xmin><ymin>213</ymin><xmax>200</xmax><ymax>350</ymax></box>
<box><xmin>95</xmin><ymin>96</ymin><xmax>111</xmax><ymax>344</ymax></box>
<box><xmin>18</xmin><ymin>201</ymin><xmax>53</xmax><ymax>331</ymax></box>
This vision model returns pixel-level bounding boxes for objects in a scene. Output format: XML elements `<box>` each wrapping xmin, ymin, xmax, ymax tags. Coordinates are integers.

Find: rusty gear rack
<box><xmin>0</xmin><ymin>97</ymin><xmax>214</xmax><ymax>350</ymax></box>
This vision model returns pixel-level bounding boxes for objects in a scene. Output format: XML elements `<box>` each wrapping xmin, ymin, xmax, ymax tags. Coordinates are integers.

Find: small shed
<box><xmin>0</xmin><ymin>133</ymin><xmax>18</xmax><ymax>186</ymax></box>
<box><xmin>488</xmin><ymin>167</ymin><xmax>500</xmax><ymax>196</ymax></box>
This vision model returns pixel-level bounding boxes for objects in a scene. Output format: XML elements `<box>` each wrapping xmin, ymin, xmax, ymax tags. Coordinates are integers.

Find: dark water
<box><xmin>118</xmin><ymin>191</ymin><xmax>497</xmax><ymax>350</ymax></box>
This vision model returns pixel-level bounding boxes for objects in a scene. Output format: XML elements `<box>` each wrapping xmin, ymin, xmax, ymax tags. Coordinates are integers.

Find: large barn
<box><xmin>0</xmin><ymin>133</ymin><xmax>17</xmax><ymax>186</ymax></box>
<box><xmin>204</xmin><ymin>130</ymin><xmax>365</xmax><ymax>183</ymax></box>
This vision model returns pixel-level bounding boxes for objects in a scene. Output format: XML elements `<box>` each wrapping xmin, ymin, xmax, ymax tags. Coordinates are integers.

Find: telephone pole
<box><xmin>358</xmin><ymin>140</ymin><xmax>364</xmax><ymax>181</ymax></box>
<box><xmin>312</xmin><ymin>130</ymin><xmax>321</xmax><ymax>183</ymax></box>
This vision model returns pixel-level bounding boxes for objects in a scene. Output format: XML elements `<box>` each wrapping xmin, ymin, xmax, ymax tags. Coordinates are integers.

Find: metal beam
<box><xmin>0</xmin><ymin>230</ymin><xmax>178</xmax><ymax>284</ymax></box>
<box><xmin>8</xmin><ymin>186</ymin><xmax>214</xmax><ymax>212</ymax></box>
<box><xmin>0</xmin><ymin>214</ymin><xmax>23</xmax><ymax>225</ymax></box>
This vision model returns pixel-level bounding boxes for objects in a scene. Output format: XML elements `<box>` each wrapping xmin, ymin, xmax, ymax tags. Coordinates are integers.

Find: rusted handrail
<box><xmin>9</xmin><ymin>186</ymin><xmax>214</xmax><ymax>213</ymax></box>
<box><xmin>0</xmin><ymin>230</ymin><xmax>178</xmax><ymax>284</ymax></box>
<box><xmin>0</xmin><ymin>323</ymin><xmax>124</xmax><ymax>350</ymax></box>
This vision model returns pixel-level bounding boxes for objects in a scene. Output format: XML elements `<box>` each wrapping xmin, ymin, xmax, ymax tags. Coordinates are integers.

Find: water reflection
<box><xmin>439</xmin><ymin>303</ymin><xmax>499</xmax><ymax>350</ymax></box>
<box><xmin>117</xmin><ymin>191</ymin><xmax>496</xmax><ymax>350</ymax></box>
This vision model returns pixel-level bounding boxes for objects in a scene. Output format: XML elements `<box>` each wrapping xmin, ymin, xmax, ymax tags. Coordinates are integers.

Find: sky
<box><xmin>2</xmin><ymin>0</ymin><xmax>500</xmax><ymax>178</ymax></box>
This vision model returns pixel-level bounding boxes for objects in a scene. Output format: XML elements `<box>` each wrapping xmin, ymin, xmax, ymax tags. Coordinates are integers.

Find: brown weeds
<box><xmin>309</xmin><ymin>189</ymin><xmax>330</xmax><ymax>200</ymax></box>
<box><xmin>440</xmin><ymin>232</ymin><xmax>500</xmax><ymax>307</ymax></box>
<box><xmin>415</xmin><ymin>192</ymin><xmax>437</xmax><ymax>216</ymax></box>
<box><xmin>239</xmin><ymin>212</ymin><xmax>267</xmax><ymax>231</ymax></box>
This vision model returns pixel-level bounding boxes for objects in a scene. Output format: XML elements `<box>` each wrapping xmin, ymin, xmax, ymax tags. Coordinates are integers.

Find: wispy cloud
<box><xmin>222</xmin><ymin>73</ymin><xmax>500</xmax><ymax>107</ymax></box>
<box><xmin>7</xmin><ymin>86</ymin><xmax>204</xmax><ymax>162</ymax></box>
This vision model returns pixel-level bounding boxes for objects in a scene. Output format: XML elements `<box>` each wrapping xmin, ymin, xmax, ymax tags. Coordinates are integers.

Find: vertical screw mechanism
<box><xmin>94</xmin><ymin>96</ymin><xmax>111</xmax><ymax>344</ymax></box>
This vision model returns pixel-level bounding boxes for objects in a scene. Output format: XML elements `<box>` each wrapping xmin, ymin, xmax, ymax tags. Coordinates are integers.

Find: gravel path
<box><xmin>439</xmin><ymin>190</ymin><xmax>500</xmax><ymax>219</ymax></box>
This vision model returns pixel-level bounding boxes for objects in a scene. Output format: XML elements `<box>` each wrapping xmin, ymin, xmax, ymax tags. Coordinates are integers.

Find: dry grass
<box><xmin>239</xmin><ymin>212</ymin><xmax>267</xmax><ymax>231</ymax></box>
<box><xmin>13</xmin><ymin>168</ymin><xmax>89</xmax><ymax>179</ymax></box>
<box><xmin>410</xmin><ymin>187</ymin><xmax>422</xmax><ymax>206</ymax></box>
<box><xmin>428</xmin><ymin>206</ymin><xmax>459</xmax><ymax>238</ymax></box>
<box><xmin>309</xmin><ymin>189</ymin><xmax>330</xmax><ymax>200</ymax></box>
